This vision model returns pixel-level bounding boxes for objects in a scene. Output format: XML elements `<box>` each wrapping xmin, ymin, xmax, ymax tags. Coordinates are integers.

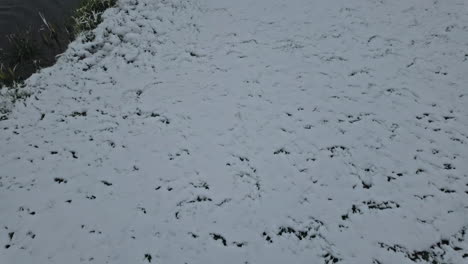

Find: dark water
<box><xmin>0</xmin><ymin>0</ymin><xmax>82</xmax><ymax>84</ymax></box>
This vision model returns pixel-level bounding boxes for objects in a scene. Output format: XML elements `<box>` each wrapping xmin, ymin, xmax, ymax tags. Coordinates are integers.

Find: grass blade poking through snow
<box><xmin>71</xmin><ymin>0</ymin><xmax>118</xmax><ymax>36</ymax></box>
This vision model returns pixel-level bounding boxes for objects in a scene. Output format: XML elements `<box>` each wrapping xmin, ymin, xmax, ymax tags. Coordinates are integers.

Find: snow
<box><xmin>1</xmin><ymin>0</ymin><xmax>467</xmax><ymax>263</ymax></box>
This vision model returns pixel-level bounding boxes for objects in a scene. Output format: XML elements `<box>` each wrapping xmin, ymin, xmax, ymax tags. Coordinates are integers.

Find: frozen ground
<box><xmin>1</xmin><ymin>0</ymin><xmax>468</xmax><ymax>263</ymax></box>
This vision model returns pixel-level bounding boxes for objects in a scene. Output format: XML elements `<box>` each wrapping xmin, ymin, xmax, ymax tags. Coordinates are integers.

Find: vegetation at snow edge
<box><xmin>71</xmin><ymin>0</ymin><xmax>118</xmax><ymax>36</ymax></box>
<box><xmin>0</xmin><ymin>0</ymin><xmax>118</xmax><ymax>117</ymax></box>
<box><xmin>0</xmin><ymin>0</ymin><xmax>117</xmax><ymax>87</ymax></box>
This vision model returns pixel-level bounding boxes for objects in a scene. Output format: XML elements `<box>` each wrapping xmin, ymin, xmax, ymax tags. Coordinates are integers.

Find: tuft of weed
<box><xmin>71</xmin><ymin>0</ymin><xmax>117</xmax><ymax>36</ymax></box>
<box><xmin>39</xmin><ymin>12</ymin><xmax>60</xmax><ymax>47</ymax></box>
<box><xmin>0</xmin><ymin>64</ymin><xmax>19</xmax><ymax>87</ymax></box>
<box><xmin>6</xmin><ymin>32</ymin><xmax>38</xmax><ymax>63</ymax></box>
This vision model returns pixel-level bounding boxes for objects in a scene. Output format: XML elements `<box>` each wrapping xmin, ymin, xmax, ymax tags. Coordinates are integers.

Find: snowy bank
<box><xmin>1</xmin><ymin>0</ymin><xmax>467</xmax><ymax>263</ymax></box>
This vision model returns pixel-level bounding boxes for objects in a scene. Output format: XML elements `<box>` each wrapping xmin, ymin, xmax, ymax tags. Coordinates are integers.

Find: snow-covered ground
<box><xmin>1</xmin><ymin>0</ymin><xmax>468</xmax><ymax>263</ymax></box>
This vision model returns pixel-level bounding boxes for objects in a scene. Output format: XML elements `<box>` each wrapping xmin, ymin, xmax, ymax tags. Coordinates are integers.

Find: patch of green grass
<box><xmin>71</xmin><ymin>0</ymin><xmax>117</xmax><ymax>36</ymax></box>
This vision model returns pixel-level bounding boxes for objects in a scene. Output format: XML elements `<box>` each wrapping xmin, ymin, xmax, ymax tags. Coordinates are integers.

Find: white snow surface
<box><xmin>1</xmin><ymin>0</ymin><xmax>468</xmax><ymax>263</ymax></box>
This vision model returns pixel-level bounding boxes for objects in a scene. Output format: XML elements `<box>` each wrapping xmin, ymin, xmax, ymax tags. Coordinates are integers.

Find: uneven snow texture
<box><xmin>1</xmin><ymin>0</ymin><xmax>468</xmax><ymax>263</ymax></box>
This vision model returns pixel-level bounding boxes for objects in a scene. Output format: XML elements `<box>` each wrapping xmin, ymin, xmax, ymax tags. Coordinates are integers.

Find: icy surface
<box><xmin>1</xmin><ymin>0</ymin><xmax>468</xmax><ymax>263</ymax></box>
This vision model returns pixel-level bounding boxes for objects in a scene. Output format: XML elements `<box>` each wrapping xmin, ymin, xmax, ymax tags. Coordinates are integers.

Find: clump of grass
<box><xmin>0</xmin><ymin>30</ymin><xmax>39</xmax><ymax>86</ymax></box>
<box><xmin>6</xmin><ymin>32</ymin><xmax>38</xmax><ymax>63</ymax></box>
<box><xmin>39</xmin><ymin>12</ymin><xmax>60</xmax><ymax>47</ymax></box>
<box><xmin>71</xmin><ymin>0</ymin><xmax>117</xmax><ymax>36</ymax></box>
<box><xmin>0</xmin><ymin>64</ymin><xmax>18</xmax><ymax>87</ymax></box>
